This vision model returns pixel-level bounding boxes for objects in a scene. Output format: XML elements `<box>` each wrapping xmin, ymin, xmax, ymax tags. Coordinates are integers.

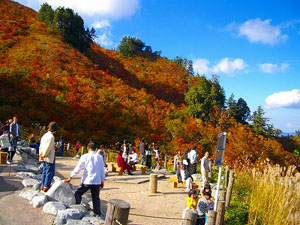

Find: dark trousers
<box><xmin>145</xmin><ymin>155</ymin><xmax>152</xmax><ymax>169</ymax></box>
<box><xmin>190</xmin><ymin>163</ymin><xmax>197</xmax><ymax>175</ymax></box>
<box><xmin>196</xmin><ymin>217</ymin><xmax>205</xmax><ymax>225</ymax></box>
<box><xmin>75</xmin><ymin>184</ymin><xmax>101</xmax><ymax>215</ymax></box>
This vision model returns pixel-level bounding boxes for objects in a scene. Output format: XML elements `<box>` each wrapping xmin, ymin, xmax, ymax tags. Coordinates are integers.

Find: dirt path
<box><xmin>0</xmin><ymin>156</ymin><xmax>196</xmax><ymax>225</ymax></box>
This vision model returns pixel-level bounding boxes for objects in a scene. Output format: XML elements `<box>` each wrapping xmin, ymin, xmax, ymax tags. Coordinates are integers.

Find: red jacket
<box><xmin>117</xmin><ymin>153</ymin><xmax>126</xmax><ymax>168</ymax></box>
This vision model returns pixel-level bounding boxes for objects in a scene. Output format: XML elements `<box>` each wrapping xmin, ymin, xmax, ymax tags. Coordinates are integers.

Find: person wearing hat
<box><xmin>65</xmin><ymin>142</ymin><xmax>105</xmax><ymax>216</ymax></box>
<box><xmin>39</xmin><ymin>121</ymin><xmax>59</xmax><ymax>192</ymax></box>
<box><xmin>0</xmin><ymin>130</ymin><xmax>12</xmax><ymax>164</ymax></box>
<box><xmin>188</xmin><ymin>146</ymin><xmax>198</xmax><ymax>175</ymax></box>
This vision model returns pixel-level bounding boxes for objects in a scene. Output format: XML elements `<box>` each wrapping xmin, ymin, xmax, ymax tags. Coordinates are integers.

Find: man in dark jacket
<box><xmin>9</xmin><ymin>116</ymin><xmax>19</xmax><ymax>162</ymax></box>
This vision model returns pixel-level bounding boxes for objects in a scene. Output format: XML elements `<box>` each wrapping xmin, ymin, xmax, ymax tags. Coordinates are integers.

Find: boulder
<box><xmin>33</xmin><ymin>174</ymin><xmax>43</xmax><ymax>180</ymax></box>
<box><xmin>19</xmin><ymin>190</ymin><xmax>42</xmax><ymax>201</ymax></box>
<box><xmin>82</xmin><ymin>216</ymin><xmax>105</xmax><ymax>225</ymax></box>
<box><xmin>43</xmin><ymin>201</ymin><xmax>66</xmax><ymax>215</ymax></box>
<box><xmin>25</xmin><ymin>164</ymin><xmax>40</xmax><ymax>173</ymax></box>
<box><xmin>32</xmin><ymin>183</ymin><xmax>41</xmax><ymax>191</ymax></box>
<box><xmin>65</xmin><ymin>219</ymin><xmax>92</xmax><ymax>225</ymax></box>
<box><xmin>56</xmin><ymin>208</ymin><xmax>86</xmax><ymax>221</ymax></box>
<box><xmin>31</xmin><ymin>195</ymin><xmax>48</xmax><ymax>208</ymax></box>
<box><xmin>46</xmin><ymin>181</ymin><xmax>76</xmax><ymax>206</ymax></box>
<box><xmin>69</xmin><ymin>205</ymin><xmax>89</xmax><ymax>217</ymax></box>
<box><xmin>16</xmin><ymin>172</ymin><xmax>36</xmax><ymax>179</ymax></box>
<box><xmin>22</xmin><ymin>178</ymin><xmax>40</xmax><ymax>187</ymax></box>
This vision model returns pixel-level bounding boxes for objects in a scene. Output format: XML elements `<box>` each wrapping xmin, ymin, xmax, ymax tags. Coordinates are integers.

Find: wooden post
<box><xmin>208</xmin><ymin>160</ymin><xmax>213</xmax><ymax>179</ymax></box>
<box><xmin>66</xmin><ymin>143</ymin><xmax>70</xmax><ymax>157</ymax></box>
<box><xmin>219</xmin><ymin>190</ymin><xmax>226</xmax><ymax>202</ymax></box>
<box><xmin>207</xmin><ymin>210</ymin><xmax>216</xmax><ymax>225</ymax></box>
<box><xmin>149</xmin><ymin>174</ymin><xmax>158</xmax><ymax>194</ymax></box>
<box><xmin>173</xmin><ymin>155</ymin><xmax>177</xmax><ymax>171</ymax></box>
<box><xmin>225</xmin><ymin>170</ymin><xmax>234</xmax><ymax>207</ymax></box>
<box><xmin>80</xmin><ymin>146</ymin><xmax>84</xmax><ymax>156</ymax></box>
<box><xmin>105</xmin><ymin>199</ymin><xmax>130</xmax><ymax>225</ymax></box>
<box><xmin>164</xmin><ymin>155</ymin><xmax>167</xmax><ymax>169</ymax></box>
<box><xmin>183</xmin><ymin>210</ymin><xmax>197</xmax><ymax>225</ymax></box>
<box><xmin>106</xmin><ymin>149</ymin><xmax>110</xmax><ymax>162</ymax></box>
<box><xmin>225</xmin><ymin>165</ymin><xmax>230</xmax><ymax>188</ymax></box>
<box><xmin>215</xmin><ymin>200</ymin><xmax>225</xmax><ymax>225</ymax></box>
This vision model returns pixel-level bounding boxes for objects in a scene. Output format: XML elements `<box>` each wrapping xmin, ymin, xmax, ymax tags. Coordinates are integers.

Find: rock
<box><xmin>65</xmin><ymin>219</ymin><xmax>92</xmax><ymax>225</ymax></box>
<box><xmin>82</xmin><ymin>216</ymin><xmax>105</xmax><ymax>225</ymax></box>
<box><xmin>43</xmin><ymin>201</ymin><xmax>66</xmax><ymax>215</ymax></box>
<box><xmin>56</xmin><ymin>208</ymin><xmax>86</xmax><ymax>221</ymax></box>
<box><xmin>33</xmin><ymin>174</ymin><xmax>43</xmax><ymax>180</ymax></box>
<box><xmin>22</xmin><ymin>178</ymin><xmax>40</xmax><ymax>187</ymax></box>
<box><xmin>31</xmin><ymin>195</ymin><xmax>48</xmax><ymax>208</ymax></box>
<box><xmin>32</xmin><ymin>183</ymin><xmax>41</xmax><ymax>191</ymax></box>
<box><xmin>81</xmin><ymin>195</ymin><xmax>91</xmax><ymax>205</ymax></box>
<box><xmin>54</xmin><ymin>217</ymin><xmax>66</xmax><ymax>225</ymax></box>
<box><xmin>19</xmin><ymin>190</ymin><xmax>42</xmax><ymax>201</ymax></box>
<box><xmin>69</xmin><ymin>205</ymin><xmax>89</xmax><ymax>217</ymax></box>
<box><xmin>25</xmin><ymin>165</ymin><xmax>40</xmax><ymax>173</ymax></box>
<box><xmin>16</xmin><ymin>172</ymin><xmax>36</xmax><ymax>179</ymax></box>
<box><xmin>46</xmin><ymin>181</ymin><xmax>76</xmax><ymax>206</ymax></box>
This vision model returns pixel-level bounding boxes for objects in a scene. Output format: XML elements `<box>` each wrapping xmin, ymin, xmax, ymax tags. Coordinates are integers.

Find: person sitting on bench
<box><xmin>128</xmin><ymin>149</ymin><xmax>139</xmax><ymax>168</ymax></box>
<box><xmin>0</xmin><ymin>130</ymin><xmax>13</xmax><ymax>164</ymax></box>
<box><xmin>117</xmin><ymin>149</ymin><xmax>133</xmax><ymax>175</ymax></box>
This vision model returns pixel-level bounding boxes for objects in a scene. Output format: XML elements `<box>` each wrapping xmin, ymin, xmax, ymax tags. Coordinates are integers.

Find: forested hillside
<box><xmin>0</xmin><ymin>0</ymin><xmax>297</xmax><ymax>167</ymax></box>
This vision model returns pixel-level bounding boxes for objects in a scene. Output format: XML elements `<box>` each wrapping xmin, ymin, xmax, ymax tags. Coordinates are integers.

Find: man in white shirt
<box><xmin>39</xmin><ymin>121</ymin><xmax>59</xmax><ymax>192</ymax></box>
<box><xmin>201</xmin><ymin>151</ymin><xmax>210</xmax><ymax>187</ymax></box>
<box><xmin>188</xmin><ymin>146</ymin><xmax>198</xmax><ymax>175</ymax></box>
<box><xmin>65</xmin><ymin>142</ymin><xmax>105</xmax><ymax>216</ymax></box>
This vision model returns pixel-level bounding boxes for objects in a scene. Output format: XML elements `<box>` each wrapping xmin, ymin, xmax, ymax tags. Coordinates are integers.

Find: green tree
<box><xmin>227</xmin><ymin>94</ymin><xmax>250</xmax><ymax>124</ymax></box>
<box><xmin>296</xmin><ymin>130</ymin><xmax>300</xmax><ymax>138</ymax></box>
<box><xmin>118</xmin><ymin>36</ymin><xmax>145</xmax><ymax>57</ymax></box>
<box><xmin>173</xmin><ymin>56</ymin><xmax>194</xmax><ymax>75</ymax></box>
<box><xmin>185</xmin><ymin>76</ymin><xmax>225</xmax><ymax>120</ymax></box>
<box><xmin>251</xmin><ymin>106</ymin><xmax>269</xmax><ymax>136</ymax></box>
<box><xmin>38</xmin><ymin>3</ymin><xmax>54</xmax><ymax>26</ymax></box>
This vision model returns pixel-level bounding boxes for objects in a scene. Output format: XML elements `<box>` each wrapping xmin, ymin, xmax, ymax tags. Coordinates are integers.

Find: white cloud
<box><xmin>259</xmin><ymin>63</ymin><xmax>289</xmax><ymax>74</ymax></box>
<box><xmin>213</xmin><ymin>58</ymin><xmax>247</xmax><ymax>75</ymax></box>
<box><xmin>265</xmin><ymin>89</ymin><xmax>300</xmax><ymax>109</ymax></box>
<box><xmin>193</xmin><ymin>58</ymin><xmax>247</xmax><ymax>75</ymax></box>
<box><xmin>286</xmin><ymin>122</ymin><xmax>293</xmax><ymax>128</ymax></box>
<box><xmin>95</xmin><ymin>30</ymin><xmax>114</xmax><ymax>47</ymax></box>
<box><xmin>238</xmin><ymin>18</ymin><xmax>288</xmax><ymax>45</ymax></box>
<box><xmin>38</xmin><ymin>0</ymin><xmax>140</xmax><ymax>19</ymax></box>
<box><xmin>92</xmin><ymin>20</ymin><xmax>111</xmax><ymax>29</ymax></box>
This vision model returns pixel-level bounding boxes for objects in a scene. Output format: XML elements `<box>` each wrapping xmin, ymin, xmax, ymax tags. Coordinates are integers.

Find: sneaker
<box><xmin>6</xmin><ymin>161</ymin><xmax>11</xmax><ymax>165</ymax></box>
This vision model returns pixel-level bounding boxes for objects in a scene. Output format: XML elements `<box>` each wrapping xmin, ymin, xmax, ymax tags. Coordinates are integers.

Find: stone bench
<box><xmin>0</xmin><ymin>152</ymin><xmax>8</xmax><ymax>164</ymax></box>
<box><xmin>111</xmin><ymin>164</ymin><xmax>123</xmax><ymax>175</ymax></box>
<box><xmin>169</xmin><ymin>177</ymin><xmax>199</xmax><ymax>189</ymax></box>
<box><xmin>133</xmin><ymin>164</ymin><xmax>147</xmax><ymax>174</ymax></box>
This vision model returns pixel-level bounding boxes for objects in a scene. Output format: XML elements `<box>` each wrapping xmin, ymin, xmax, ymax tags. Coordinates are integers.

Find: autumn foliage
<box><xmin>0</xmin><ymin>0</ymin><xmax>297</xmax><ymax>167</ymax></box>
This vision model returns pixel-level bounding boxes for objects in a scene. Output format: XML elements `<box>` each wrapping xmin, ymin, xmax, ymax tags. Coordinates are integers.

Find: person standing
<box><xmin>65</xmin><ymin>142</ymin><xmax>105</xmax><ymax>216</ymax></box>
<box><xmin>75</xmin><ymin>140</ymin><xmax>82</xmax><ymax>158</ymax></box>
<box><xmin>9</xmin><ymin>116</ymin><xmax>19</xmax><ymax>162</ymax></box>
<box><xmin>139</xmin><ymin>138</ymin><xmax>145</xmax><ymax>165</ymax></box>
<box><xmin>200</xmin><ymin>151</ymin><xmax>210</xmax><ymax>187</ymax></box>
<box><xmin>145</xmin><ymin>143</ymin><xmax>152</xmax><ymax>169</ymax></box>
<box><xmin>188</xmin><ymin>146</ymin><xmax>198</xmax><ymax>175</ymax></box>
<box><xmin>39</xmin><ymin>122</ymin><xmax>59</xmax><ymax>192</ymax></box>
<box><xmin>58</xmin><ymin>136</ymin><xmax>64</xmax><ymax>156</ymax></box>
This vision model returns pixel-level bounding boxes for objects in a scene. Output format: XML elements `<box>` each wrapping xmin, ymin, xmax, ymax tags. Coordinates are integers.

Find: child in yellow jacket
<box><xmin>182</xmin><ymin>189</ymin><xmax>199</xmax><ymax>218</ymax></box>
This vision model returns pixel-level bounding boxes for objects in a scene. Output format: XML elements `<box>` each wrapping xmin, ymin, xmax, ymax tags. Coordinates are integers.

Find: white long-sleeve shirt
<box><xmin>39</xmin><ymin>131</ymin><xmax>55</xmax><ymax>163</ymax></box>
<box><xmin>0</xmin><ymin>134</ymin><xmax>11</xmax><ymax>149</ymax></box>
<box><xmin>201</xmin><ymin>156</ymin><xmax>209</xmax><ymax>172</ymax></box>
<box><xmin>71</xmin><ymin>151</ymin><xmax>105</xmax><ymax>185</ymax></box>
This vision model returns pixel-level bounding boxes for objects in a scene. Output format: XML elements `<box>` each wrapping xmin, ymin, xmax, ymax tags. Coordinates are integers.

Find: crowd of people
<box><xmin>0</xmin><ymin>116</ymin><xmax>20</xmax><ymax>164</ymax></box>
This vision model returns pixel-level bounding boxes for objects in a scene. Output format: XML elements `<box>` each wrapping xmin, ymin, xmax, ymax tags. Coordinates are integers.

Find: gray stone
<box><xmin>82</xmin><ymin>216</ymin><xmax>105</xmax><ymax>225</ymax></box>
<box><xmin>16</xmin><ymin>171</ymin><xmax>36</xmax><ymax>179</ymax></box>
<box><xmin>33</xmin><ymin>174</ymin><xmax>43</xmax><ymax>180</ymax></box>
<box><xmin>19</xmin><ymin>190</ymin><xmax>42</xmax><ymax>201</ymax></box>
<box><xmin>32</xmin><ymin>183</ymin><xmax>41</xmax><ymax>191</ymax></box>
<box><xmin>54</xmin><ymin>217</ymin><xmax>66</xmax><ymax>225</ymax></box>
<box><xmin>56</xmin><ymin>208</ymin><xmax>86</xmax><ymax>221</ymax></box>
<box><xmin>31</xmin><ymin>195</ymin><xmax>48</xmax><ymax>208</ymax></box>
<box><xmin>81</xmin><ymin>195</ymin><xmax>91</xmax><ymax>205</ymax></box>
<box><xmin>53</xmin><ymin>176</ymin><xmax>62</xmax><ymax>182</ymax></box>
<box><xmin>69</xmin><ymin>205</ymin><xmax>89</xmax><ymax>217</ymax></box>
<box><xmin>25</xmin><ymin>164</ymin><xmax>40</xmax><ymax>173</ymax></box>
<box><xmin>22</xmin><ymin>178</ymin><xmax>40</xmax><ymax>187</ymax></box>
<box><xmin>43</xmin><ymin>201</ymin><xmax>66</xmax><ymax>215</ymax></box>
<box><xmin>65</xmin><ymin>219</ymin><xmax>92</xmax><ymax>225</ymax></box>
<box><xmin>46</xmin><ymin>181</ymin><xmax>76</xmax><ymax>206</ymax></box>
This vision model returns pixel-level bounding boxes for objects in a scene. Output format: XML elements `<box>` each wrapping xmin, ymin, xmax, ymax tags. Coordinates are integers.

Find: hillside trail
<box><xmin>0</xmin><ymin>155</ymin><xmax>191</xmax><ymax>225</ymax></box>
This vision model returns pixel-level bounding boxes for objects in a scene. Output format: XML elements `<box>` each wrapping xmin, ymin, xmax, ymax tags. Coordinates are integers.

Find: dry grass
<box><xmin>246</xmin><ymin>164</ymin><xmax>299</xmax><ymax>225</ymax></box>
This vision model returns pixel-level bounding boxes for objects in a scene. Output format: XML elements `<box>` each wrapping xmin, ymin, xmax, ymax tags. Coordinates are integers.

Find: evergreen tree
<box><xmin>173</xmin><ymin>56</ymin><xmax>194</xmax><ymax>75</ymax></box>
<box><xmin>251</xmin><ymin>106</ymin><xmax>269</xmax><ymax>136</ymax></box>
<box><xmin>38</xmin><ymin>3</ymin><xmax>54</xmax><ymax>26</ymax></box>
<box><xmin>118</xmin><ymin>36</ymin><xmax>145</xmax><ymax>57</ymax></box>
<box><xmin>185</xmin><ymin>76</ymin><xmax>225</xmax><ymax>121</ymax></box>
<box><xmin>236</xmin><ymin>97</ymin><xmax>250</xmax><ymax>124</ymax></box>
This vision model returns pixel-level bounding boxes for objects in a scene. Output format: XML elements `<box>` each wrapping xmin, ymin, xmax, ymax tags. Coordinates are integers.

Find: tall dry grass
<box><xmin>246</xmin><ymin>164</ymin><xmax>300</xmax><ymax>225</ymax></box>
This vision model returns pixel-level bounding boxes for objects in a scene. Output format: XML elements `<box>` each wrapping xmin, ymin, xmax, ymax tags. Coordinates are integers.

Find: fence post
<box><xmin>80</xmin><ymin>146</ymin><xmax>84</xmax><ymax>156</ymax></box>
<box><xmin>173</xmin><ymin>155</ymin><xmax>177</xmax><ymax>171</ymax></box>
<box><xmin>105</xmin><ymin>199</ymin><xmax>130</xmax><ymax>225</ymax></box>
<box><xmin>225</xmin><ymin>165</ymin><xmax>230</xmax><ymax>188</ymax></box>
<box><xmin>106</xmin><ymin>149</ymin><xmax>110</xmax><ymax>162</ymax></box>
<box><xmin>216</xmin><ymin>191</ymin><xmax>226</xmax><ymax>225</ymax></box>
<box><xmin>207</xmin><ymin>210</ymin><xmax>216</xmax><ymax>225</ymax></box>
<box><xmin>149</xmin><ymin>174</ymin><xmax>158</xmax><ymax>194</ymax></box>
<box><xmin>66</xmin><ymin>143</ymin><xmax>70</xmax><ymax>157</ymax></box>
<box><xmin>183</xmin><ymin>210</ymin><xmax>197</xmax><ymax>225</ymax></box>
<box><xmin>164</xmin><ymin>155</ymin><xmax>167</xmax><ymax>169</ymax></box>
<box><xmin>225</xmin><ymin>170</ymin><xmax>234</xmax><ymax>207</ymax></box>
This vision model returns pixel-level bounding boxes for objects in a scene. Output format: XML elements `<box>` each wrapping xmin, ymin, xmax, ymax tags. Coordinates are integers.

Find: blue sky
<box><xmin>17</xmin><ymin>0</ymin><xmax>300</xmax><ymax>133</ymax></box>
